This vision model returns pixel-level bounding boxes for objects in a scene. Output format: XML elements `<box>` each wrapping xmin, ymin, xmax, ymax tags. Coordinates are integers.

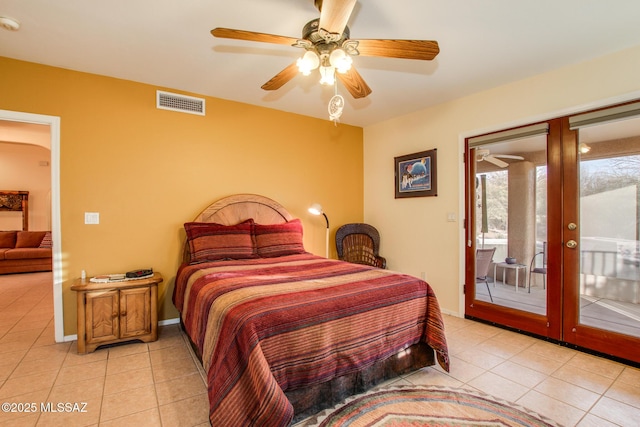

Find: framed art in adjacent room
<box><xmin>394</xmin><ymin>149</ymin><xmax>437</xmax><ymax>198</ymax></box>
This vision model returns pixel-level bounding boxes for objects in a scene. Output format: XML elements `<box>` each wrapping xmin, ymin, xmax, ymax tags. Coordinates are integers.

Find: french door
<box><xmin>465</xmin><ymin>102</ymin><xmax>640</xmax><ymax>364</ymax></box>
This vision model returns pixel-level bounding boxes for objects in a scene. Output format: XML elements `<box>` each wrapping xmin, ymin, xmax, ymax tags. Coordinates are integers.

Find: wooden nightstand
<box><xmin>71</xmin><ymin>272</ymin><xmax>162</xmax><ymax>354</ymax></box>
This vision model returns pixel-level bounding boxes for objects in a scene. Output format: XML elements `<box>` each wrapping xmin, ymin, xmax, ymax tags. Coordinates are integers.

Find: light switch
<box><xmin>447</xmin><ymin>212</ymin><xmax>456</xmax><ymax>222</ymax></box>
<box><xmin>84</xmin><ymin>212</ymin><xmax>100</xmax><ymax>225</ymax></box>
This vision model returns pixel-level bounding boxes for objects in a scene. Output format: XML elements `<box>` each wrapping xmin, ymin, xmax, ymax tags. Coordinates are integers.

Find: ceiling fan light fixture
<box><xmin>297</xmin><ymin>50</ymin><xmax>320</xmax><ymax>76</ymax></box>
<box><xmin>319</xmin><ymin>65</ymin><xmax>335</xmax><ymax>85</ymax></box>
<box><xmin>329</xmin><ymin>48</ymin><xmax>352</xmax><ymax>73</ymax></box>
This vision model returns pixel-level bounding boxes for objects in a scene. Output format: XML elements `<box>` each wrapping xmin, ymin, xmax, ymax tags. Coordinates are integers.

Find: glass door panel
<box><xmin>576</xmin><ymin>118</ymin><xmax>640</xmax><ymax>340</ymax></box>
<box><xmin>473</xmin><ymin>135</ymin><xmax>548</xmax><ymax>316</ymax></box>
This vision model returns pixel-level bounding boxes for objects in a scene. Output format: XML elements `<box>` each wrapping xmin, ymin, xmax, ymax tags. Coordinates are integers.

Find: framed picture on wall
<box><xmin>394</xmin><ymin>149</ymin><xmax>437</xmax><ymax>198</ymax></box>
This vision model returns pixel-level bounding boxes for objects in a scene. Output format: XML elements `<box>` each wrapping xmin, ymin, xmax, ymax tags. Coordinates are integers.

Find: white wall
<box><xmin>0</xmin><ymin>142</ymin><xmax>52</xmax><ymax>231</ymax></box>
<box><xmin>363</xmin><ymin>45</ymin><xmax>640</xmax><ymax>315</ymax></box>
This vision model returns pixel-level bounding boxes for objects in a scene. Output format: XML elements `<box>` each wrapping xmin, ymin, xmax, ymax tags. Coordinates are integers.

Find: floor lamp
<box><xmin>308</xmin><ymin>203</ymin><xmax>329</xmax><ymax>258</ymax></box>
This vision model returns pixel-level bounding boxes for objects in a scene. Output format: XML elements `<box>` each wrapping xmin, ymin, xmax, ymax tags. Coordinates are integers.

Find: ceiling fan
<box><xmin>476</xmin><ymin>149</ymin><xmax>524</xmax><ymax>168</ymax></box>
<box><xmin>210</xmin><ymin>0</ymin><xmax>440</xmax><ymax>100</ymax></box>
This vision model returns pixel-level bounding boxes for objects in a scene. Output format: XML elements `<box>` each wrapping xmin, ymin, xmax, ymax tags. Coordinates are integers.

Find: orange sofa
<box><xmin>0</xmin><ymin>231</ymin><xmax>52</xmax><ymax>274</ymax></box>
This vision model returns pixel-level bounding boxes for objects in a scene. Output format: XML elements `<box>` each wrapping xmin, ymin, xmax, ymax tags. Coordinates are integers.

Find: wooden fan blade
<box><xmin>336</xmin><ymin>67</ymin><xmax>372</xmax><ymax>99</ymax></box>
<box><xmin>356</xmin><ymin>39</ymin><xmax>440</xmax><ymax>60</ymax></box>
<box><xmin>318</xmin><ymin>0</ymin><xmax>357</xmax><ymax>37</ymax></box>
<box><xmin>261</xmin><ymin>62</ymin><xmax>299</xmax><ymax>91</ymax></box>
<box><xmin>211</xmin><ymin>28</ymin><xmax>298</xmax><ymax>46</ymax></box>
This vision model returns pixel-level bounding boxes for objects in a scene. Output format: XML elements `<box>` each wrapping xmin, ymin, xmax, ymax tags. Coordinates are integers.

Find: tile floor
<box><xmin>1</xmin><ymin>272</ymin><xmax>639</xmax><ymax>426</ymax></box>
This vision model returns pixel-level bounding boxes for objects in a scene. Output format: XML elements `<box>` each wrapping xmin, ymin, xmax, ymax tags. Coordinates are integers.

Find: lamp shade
<box><xmin>308</xmin><ymin>203</ymin><xmax>323</xmax><ymax>216</ymax></box>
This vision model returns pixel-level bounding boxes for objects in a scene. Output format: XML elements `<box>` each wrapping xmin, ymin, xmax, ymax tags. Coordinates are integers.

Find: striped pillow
<box><xmin>254</xmin><ymin>219</ymin><xmax>306</xmax><ymax>258</ymax></box>
<box><xmin>39</xmin><ymin>231</ymin><xmax>53</xmax><ymax>248</ymax></box>
<box><xmin>185</xmin><ymin>219</ymin><xmax>257</xmax><ymax>263</ymax></box>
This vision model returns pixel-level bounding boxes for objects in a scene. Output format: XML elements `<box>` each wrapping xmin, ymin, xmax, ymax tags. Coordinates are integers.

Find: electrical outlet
<box><xmin>447</xmin><ymin>212</ymin><xmax>456</xmax><ymax>222</ymax></box>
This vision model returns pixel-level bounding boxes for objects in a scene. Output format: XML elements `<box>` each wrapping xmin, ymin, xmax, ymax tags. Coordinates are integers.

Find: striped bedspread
<box><xmin>173</xmin><ymin>253</ymin><xmax>449</xmax><ymax>427</ymax></box>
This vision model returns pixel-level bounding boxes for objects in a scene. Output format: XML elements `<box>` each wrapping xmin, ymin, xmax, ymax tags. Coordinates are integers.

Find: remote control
<box><xmin>126</xmin><ymin>268</ymin><xmax>153</xmax><ymax>278</ymax></box>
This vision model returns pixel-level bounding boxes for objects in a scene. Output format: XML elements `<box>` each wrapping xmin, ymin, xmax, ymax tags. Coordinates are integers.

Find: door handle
<box><xmin>566</xmin><ymin>240</ymin><xmax>577</xmax><ymax>249</ymax></box>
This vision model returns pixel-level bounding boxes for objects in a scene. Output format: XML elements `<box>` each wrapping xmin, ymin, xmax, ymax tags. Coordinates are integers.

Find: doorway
<box><xmin>464</xmin><ymin>102</ymin><xmax>640</xmax><ymax>364</ymax></box>
<box><xmin>0</xmin><ymin>109</ymin><xmax>63</xmax><ymax>343</ymax></box>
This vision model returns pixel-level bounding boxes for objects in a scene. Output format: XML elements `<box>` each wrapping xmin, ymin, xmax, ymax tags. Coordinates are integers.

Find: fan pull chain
<box><xmin>328</xmin><ymin>84</ymin><xmax>344</xmax><ymax>125</ymax></box>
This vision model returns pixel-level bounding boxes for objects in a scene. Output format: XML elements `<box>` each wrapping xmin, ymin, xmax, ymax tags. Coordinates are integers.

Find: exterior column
<box><xmin>507</xmin><ymin>161</ymin><xmax>536</xmax><ymax>289</ymax></box>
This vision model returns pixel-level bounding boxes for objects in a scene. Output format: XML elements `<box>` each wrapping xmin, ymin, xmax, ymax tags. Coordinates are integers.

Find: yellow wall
<box><xmin>364</xmin><ymin>45</ymin><xmax>640</xmax><ymax>314</ymax></box>
<box><xmin>0</xmin><ymin>57</ymin><xmax>364</xmax><ymax>335</ymax></box>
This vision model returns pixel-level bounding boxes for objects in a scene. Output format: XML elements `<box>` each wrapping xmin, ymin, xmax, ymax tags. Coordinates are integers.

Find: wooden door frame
<box><xmin>464</xmin><ymin>124</ymin><xmax>559</xmax><ymax>339</ymax></box>
<box><xmin>560</xmin><ymin>116</ymin><xmax>640</xmax><ymax>364</ymax></box>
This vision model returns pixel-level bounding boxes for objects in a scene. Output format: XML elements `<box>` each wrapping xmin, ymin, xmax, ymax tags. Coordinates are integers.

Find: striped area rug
<box><xmin>301</xmin><ymin>385</ymin><xmax>563</xmax><ymax>427</ymax></box>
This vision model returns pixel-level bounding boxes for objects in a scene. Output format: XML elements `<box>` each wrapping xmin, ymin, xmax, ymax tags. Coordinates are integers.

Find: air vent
<box><xmin>156</xmin><ymin>90</ymin><xmax>205</xmax><ymax>116</ymax></box>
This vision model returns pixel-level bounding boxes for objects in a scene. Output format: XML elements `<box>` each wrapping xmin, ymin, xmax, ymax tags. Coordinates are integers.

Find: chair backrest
<box><xmin>336</xmin><ymin>223</ymin><xmax>382</xmax><ymax>267</ymax></box>
<box><xmin>476</xmin><ymin>247</ymin><xmax>496</xmax><ymax>279</ymax></box>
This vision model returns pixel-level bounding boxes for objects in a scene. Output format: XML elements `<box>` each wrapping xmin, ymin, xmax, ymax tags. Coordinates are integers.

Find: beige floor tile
<box><xmin>154</xmin><ymin>372</ymin><xmax>207</xmax><ymax>406</ymax></box>
<box><xmin>105</xmin><ymin>352</ymin><xmax>150</xmax><ymax>376</ymax></box>
<box><xmin>103</xmin><ymin>367</ymin><xmax>154</xmax><ymax>396</ymax></box>
<box><xmin>106</xmin><ymin>342</ymin><xmax>149</xmax><ymax>359</ymax></box>
<box><xmin>604</xmin><ymin>379</ymin><xmax>640</xmax><ymax>410</ymax></box>
<box><xmin>509</xmin><ymin>349</ymin><xmax>566</xmax><ymax>375</ymax></box>
<box><xmin>467</xmin><ymin>371</ymin><xmax>530</xmax><ymax>402</ymax></box>
<box><xmin>55</xmin><ymin>360</ymin><xmax>107</xmax><ymax>387</ymax></box>
<box><xmin>22</xmin><ymin>342</ymin><xmax>71</xmax><ymax>363</ymax></box>
<box><xmin>158</xmin><ymin>394</ymin><xmax>210</xmax><ymax>427</ymax></box>
<box><xmin>404</xmin><ymin>366</ymin><xmax>464</xmax><ymax>388</ymax></box>
<box><xmin>491</xmin><ymin>329</ymin><xmax>538</xmax><ymax>350</ymax></box>
<box><xmin>490</xmin><ymin>360</ymin><xmax>548</xmax><ymax>388</ymax></box>
<box><xmin>99</xmin><ymin>407</ymin><xmax>161</xmax><ymax>427</ymax></box>
<box><xmin>10</xmin><ymin>357</ymin><xmax>64</xmax><ymax>379</ymax></box>
<box><xmin>618</xmin><ymin>366</ymin><xmax>640</xmax><ymax>386</ymax></box>
<box><xmin>100</xmin><ymin>384</ymin><xmax>157</xmax><ymax>422</ymax></box>
<box><xmin>566</xmin><ymin>352</ymin><xmax>626</xmax><ymax>380</ymax></box>
<box><xmin>534</xmin><ymin>377</ymin><xmax>601</xmax><ymax>411</ymax></box>
<box><xmin>0</xmin><ymin>412</ymin><xmax>40</xmax><ymax>426</ymax></box>
<box><xmin>476</xmin><ymin>339</ymin><xmax>525</xmax><ymax>359</ymax></box>
<box><xmin>149</xmin><ymin>343</ymin><xmax>192</xmax><ymax>366</ymax></box>
<box><xmin>35</xmin><ymin>397</ymin><xmax>101</xmax><ymax>427</ymax></box>
<box><xmin>0</xmin><ymin>389</ymin><xmax>50</xmax><ymax>425</ymax></box>
<box><xmin>0</xmin><ymin>371</ymin><xmax>58</xmax><ymax>399</ymax></box>
<box><xmin>48</xmin><ymin>377</ymin><xmax>106</xmax><ymax>401</ymax></box>
<box><xmin>151</xmin><ymin>356</ymin><xmax>200</xmax><ymax>383</ymax></box>
<box><xmin>147</xmin><ymin>324</ymin><xmax>182</xmax><ymax>346</ymax></box>
<box><xmin>517</xmin><ymin>389</ymin><xmax>586</xmax><ymax>427</ymax></box>
<box><xmin>552</xmin><ymin>363</ymin><xmax>615</xmax><ymax>394</ymax></box>
<box><xmin>63</xmin><ymin>348</ymin><xmax>109</xmax><ymax>368</ymax></box>
<box><xmin>576</xmin><ymin>413</ymin><xmax>620</xmax><ymax>427</ymax></box>
<box><xmin>454</xmin><ymin>347</ymin><xmax>505</xmax><ymax>370</ymax></box>
<box><xmin>442</xmin><ymin>355</ymin><xmax>485</xmax><ymax>383</ymax></box>
<box><xmin>589</xmin><ymin>396</ymin><xmax>640</xmax><ymax>426</ymax></box>
<box><xmin>526</xmin><ymin>340</ymin><xmax>576</xmax><ymax>364</ymax></box>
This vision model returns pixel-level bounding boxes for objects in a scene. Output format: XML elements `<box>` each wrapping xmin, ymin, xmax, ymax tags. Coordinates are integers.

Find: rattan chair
<box><xmin>335</xmin><ymin>223</ymin><xmax>386</xmax><ymax>269</ymax></box>
<box><xmin>476</xmin><ymin>247</ymin><xmax>496</xmax><ymax>302</ymax></box>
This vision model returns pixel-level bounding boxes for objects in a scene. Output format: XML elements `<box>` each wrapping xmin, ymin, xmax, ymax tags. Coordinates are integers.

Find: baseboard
<box><xmin>61</xmin><ymin>318</ymin><xmax>180</xmax><ymax>343</ymax></box>
<box><xmin>159</xmin><ymin>318</ymin><xmax>180</xmax><ymax>326</ymax></box>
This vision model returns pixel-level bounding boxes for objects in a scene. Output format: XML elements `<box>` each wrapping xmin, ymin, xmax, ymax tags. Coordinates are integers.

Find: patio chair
<box><xmin>476</xmin><ymin>247</ymin><xmax>496</xmax><ymax>302</ymax></box>
<box><xmin>335</xmin><ymin>223</ymin><xmax>386</xmax><ymax>269</ymax></box>
<box><xmin>528</xmin><ymin>242</ymin><xmax>547</xmax><ymax>292</ymax></box>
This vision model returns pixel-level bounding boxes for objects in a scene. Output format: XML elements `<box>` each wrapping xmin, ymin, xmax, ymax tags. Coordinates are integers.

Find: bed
<box><xmin>173</xmin><ymin>194</ymin><xmax>449</xmax><ymax>426</ymax></box>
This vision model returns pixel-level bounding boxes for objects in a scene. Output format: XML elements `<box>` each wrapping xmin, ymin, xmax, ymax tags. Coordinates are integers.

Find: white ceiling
<box><xmin>1</xmin><ymin>0</ymin><xmax>640</xmax><ymax>127</ymax></box>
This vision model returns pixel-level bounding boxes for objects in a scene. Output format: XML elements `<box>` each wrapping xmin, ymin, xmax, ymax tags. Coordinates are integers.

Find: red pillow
<box><xmin>254</xmin><ymin>219</ymin><xmax>306</xmax><ymax>258</ymax></box>
<box><xmin>184</xmin><ymin>219</ymin><xmax>256</xmax><ymax>263</ymax></box>
<box><xmin>0</xmin><ymin>231</ymin><xmax>17</xmax><ymax>248</ymax></box>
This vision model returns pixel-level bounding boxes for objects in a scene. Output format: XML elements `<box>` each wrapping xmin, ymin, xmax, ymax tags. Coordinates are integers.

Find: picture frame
<box><xmin>394</xmin><ymin>149</ymin><xmax>437</xmax><ymax>198</ymax></box>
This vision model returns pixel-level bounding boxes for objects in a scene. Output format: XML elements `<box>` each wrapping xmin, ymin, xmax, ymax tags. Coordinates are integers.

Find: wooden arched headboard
<box><xmin>193</xmin><ymin>194</ymin><xmax>293</xmax><ymax>225</ymax></box>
